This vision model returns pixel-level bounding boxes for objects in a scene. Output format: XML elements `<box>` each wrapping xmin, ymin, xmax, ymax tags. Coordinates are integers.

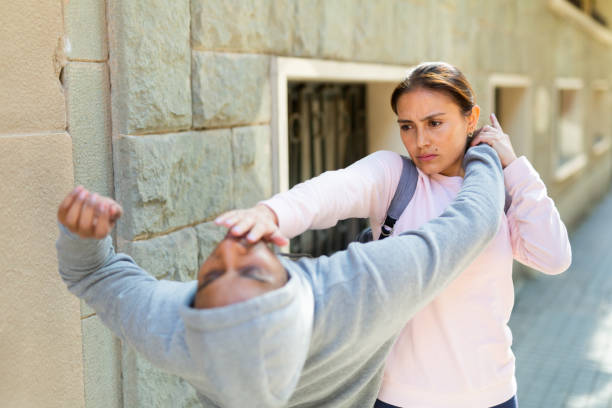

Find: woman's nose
<box><xmin>416</xmin><ymin>130</ymin><xmax>430</xmax><ymax>148</ymax></box>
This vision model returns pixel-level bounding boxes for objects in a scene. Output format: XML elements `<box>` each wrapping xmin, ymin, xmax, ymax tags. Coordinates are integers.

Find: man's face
<box><xmin>193</xmin><ymin>235</ymin><xmax>288</xmax><ymax>309</ymax></box>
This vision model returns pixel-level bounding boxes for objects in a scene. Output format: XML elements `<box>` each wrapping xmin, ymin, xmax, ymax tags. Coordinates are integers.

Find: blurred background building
<box><xmin>2</xmin><ymin>0</ymin><xmax>611</xmax><ymax>407</ymax></box>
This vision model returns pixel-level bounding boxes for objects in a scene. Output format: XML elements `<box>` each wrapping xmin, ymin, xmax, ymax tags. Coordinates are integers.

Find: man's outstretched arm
<box><xmin>56</xmin><ymin>188</ymin><xmax>311</xmax><ymax>408</ymax></box>
<box><xmin>306</xmin><ymin>144</ymin><xmax>505</xmax><ymax>345</ymax></box>
<box><xmin>56</xmin><ymin>190</ymin><xmax>199</xmax><ymax>378</ymax></box>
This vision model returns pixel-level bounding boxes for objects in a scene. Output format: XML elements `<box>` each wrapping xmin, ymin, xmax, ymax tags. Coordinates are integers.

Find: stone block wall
<box><xmin>63</xmin><ymin>1</ymin><xmax>122</xmax><ymax>407</ymax></box>
<box><xmin>2</xmin><ymin>0</ymin><xmax>605</xmax><ymax>406</ymax></box>
<box><xmin>76</xmin><ymin>0</ymin><xmax>612</xmax><ymax>405</ymax></box>
<box><xmin>105</xmin><ymin>0</ymin><xmax>275</xmax><ymax>404</ymax></box>
<box><xmin>0</xmin><ymin>1</ymin><xmax>85</xmax><ymax>407</ymax></box>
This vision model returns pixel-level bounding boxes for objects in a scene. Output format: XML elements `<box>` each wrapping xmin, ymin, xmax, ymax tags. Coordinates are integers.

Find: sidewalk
<box><xmin>509</xmin><ymin>189</ymin><xmax>612</xmax><ymax>408</ymax></box>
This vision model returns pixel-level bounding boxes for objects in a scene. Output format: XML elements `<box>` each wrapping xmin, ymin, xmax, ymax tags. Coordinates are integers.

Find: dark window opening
<box><xmin>287</xmin><ymin>82</ymin><xmax>369</xmax><ymax>257</ymax></box>
<box><xmin>566</xmin><ymin>0</ymin><xmax>608</xmax><ymax>27</ymax></box>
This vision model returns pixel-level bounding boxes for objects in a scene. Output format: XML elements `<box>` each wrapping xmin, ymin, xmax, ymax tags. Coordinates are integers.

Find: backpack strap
<box><xmin>376</xmin><ymin>155</ymin><xmax>511</xmax><ymax>241</ymax></box>
<box><xmin>379</xmin><ymin>155</ymin><xmax>418</xmax><ymax>239</ymax></box>
<box><xmin>504</xmin><ymin>190</ymin><xmax>512</xmax><ymax>214</ymax></box>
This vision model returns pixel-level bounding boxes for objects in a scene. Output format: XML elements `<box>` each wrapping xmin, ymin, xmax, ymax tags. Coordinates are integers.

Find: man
<box><xmin>57</xmin><ymin>145</ymin><xmax>504</xmax><ymax>407</ymax></box>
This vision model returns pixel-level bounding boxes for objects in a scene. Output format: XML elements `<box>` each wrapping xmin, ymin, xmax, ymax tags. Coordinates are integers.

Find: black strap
<box><xmin>370</xmin><ymin>155</ymin><xmax>511</xmax><ymax>242</ymax></box>
<box><xmin>379</xmin><ymin>156</ymin><xmax>418</xmax><ymax>240</ymax></box>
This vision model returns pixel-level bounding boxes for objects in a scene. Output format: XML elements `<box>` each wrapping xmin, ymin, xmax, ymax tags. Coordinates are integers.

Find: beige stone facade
<box><xmin>2</xmin><ymin>1</ymin><xmax>612</xmax><ymax>406</ymax></box>
<box><xmin>0</xmin><ymin>1</ymin><xmax>84</xmax><ymax>407</ymax></box>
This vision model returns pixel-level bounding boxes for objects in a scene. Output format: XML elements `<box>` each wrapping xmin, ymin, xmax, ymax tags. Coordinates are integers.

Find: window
<box><xmin>287</xmin><ymin>82</ymin><xmax>368</xmax><ymax>256</ymax></box>
<box><xmin>271</xmin><ymin>57</ymin><xmax>411</xmax><ymax>255</ymax></box>
<box><xmin>566</xmin><ymin>0</ymin><xmax>609</xmax><ymax>26</ymax></box>
<box><xmin>489</xmin><ymin>75</ymin><xmax>532</xmax><ymax>160</ymax></box>
<box><xmin>554</xmin><ymin>78</ymin><xmax>587</xmax><ymax>181</ymax></box>
<box><xmin>591</xmin><ymin>81</ymin><xmax>611</xmax><ymax>155</ymax></box>
<box><xmin>558</xmin><ymin>90</ymin><xmax>582</xmax><ymax>164</ymax></box>
<box><xmin>488</xmin><ymin>75</ymin><xmax>536</xmax><ymax>281</ymax></box>
<box><xmin>548</xmin><ymin>0</ymin><xmax>612</xmax><ymax>45</ymax></box>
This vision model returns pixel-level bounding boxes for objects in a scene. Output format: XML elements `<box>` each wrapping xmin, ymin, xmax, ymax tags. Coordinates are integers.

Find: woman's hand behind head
<box><xmin>470</xmin><ymin>113</ymin><xmax>517</xmax><ymax>168</ymax></box>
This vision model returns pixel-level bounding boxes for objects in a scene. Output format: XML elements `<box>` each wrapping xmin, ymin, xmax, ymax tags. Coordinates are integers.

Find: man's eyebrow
<box><xmin>397</xmin><ymin>112</ymin><xmax>446</xmax><ymax>123</ymax></box>
<box><xmin>197</xmin><ymin>269</ymin><xmax>224</xmax><ymax>292</ymax></box>
<box><xmin>196</xmin><ymin>267</ymin><xmax>273</xmax><ymax>293</ymax></box>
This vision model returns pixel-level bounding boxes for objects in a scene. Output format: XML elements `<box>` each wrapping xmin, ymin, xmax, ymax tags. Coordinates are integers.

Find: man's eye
<box><xmin>241</xmin><ymin>266</ymin><xmax>262</xmax><ymax>277</ymax></box>
<box><xmin>198</xmin><ymin>269</ymin><xmax>225</xmax><ymax>291</ymax></box>
<box><xmin>430</xmin><ymin>120</ymin><xmax>442</xmax><ymax>127</ymax></box>
<box><xmin>240</xmin><ymin>266</ymin><xmax>273</xmax><ymax>283</ymax></box>
<box><xmin>400</xmin><ymin>124</ymin><xmax>413</xmax><ymax>131</ymax></box>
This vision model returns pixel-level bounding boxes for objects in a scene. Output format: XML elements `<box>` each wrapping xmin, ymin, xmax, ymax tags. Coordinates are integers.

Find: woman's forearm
<box><xmin>262</xmin><ymin>150</ymin><xmax>402</xmax><ymax>239</ymax></box>
<box><xmin>504</xmin><ymin>157</ymin><xmax>572</xmax><ymax>274</ymax></box>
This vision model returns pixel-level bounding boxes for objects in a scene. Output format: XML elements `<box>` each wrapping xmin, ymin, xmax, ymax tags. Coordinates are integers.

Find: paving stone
<box><xmin>510</xmin><ymin>189</ymin><xmax>612</xmax><ymax>407</ymax></box>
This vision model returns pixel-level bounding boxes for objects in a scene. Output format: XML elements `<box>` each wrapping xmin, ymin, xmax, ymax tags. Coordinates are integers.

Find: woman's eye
<box><xmin>400</xmin><ymin>124</ymin><xmax>412</xmax><ymax>131</ymax></box>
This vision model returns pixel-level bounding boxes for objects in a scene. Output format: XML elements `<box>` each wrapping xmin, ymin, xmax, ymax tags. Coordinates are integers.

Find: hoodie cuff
<box><xmin>56</xmin><ymin>223</ymin><xmax>113</xmax><ymax>273</ymax></box>
<box><xmin>259</xmin><ymin>197</ymin><xmax>300</xmax><ymax>239</ymax></box>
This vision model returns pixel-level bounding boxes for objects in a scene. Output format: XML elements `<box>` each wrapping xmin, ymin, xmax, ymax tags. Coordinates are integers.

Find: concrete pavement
<box><xmin>509</xmin><ymin>189</ymin><xmax>612</xmax><ymax>408</ymax></box>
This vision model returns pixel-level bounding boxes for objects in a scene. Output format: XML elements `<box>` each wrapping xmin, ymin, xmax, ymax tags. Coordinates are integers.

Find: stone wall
<box><xmin>105</xmin><ymin>0</ymin><xmax>275</xmax><ymax>404</ymax></box>
<box><xmin>62</xmin><ymin>0</ymin><xmax>122</xmax><ymax>407</ymax></box>
<box><xmin>0</xmin><ymin>1</ymin><xmax>85</xmax><ymax>407</ymax></box>
<box><xmin>186</xmin><ymin>0</ymin><xmax>612</xmax><ymax>228</ymax></box>
<box><xmin>76</xmin><ymin>0</ymin><xmax>612</xmax><ymax>406</ymax></box>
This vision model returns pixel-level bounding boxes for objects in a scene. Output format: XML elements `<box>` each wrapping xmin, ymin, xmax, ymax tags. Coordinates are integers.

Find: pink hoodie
<box><xmin>263</xmin><ymin>150</ymin><xmax>571</xmax><ymax>407</ymax></box>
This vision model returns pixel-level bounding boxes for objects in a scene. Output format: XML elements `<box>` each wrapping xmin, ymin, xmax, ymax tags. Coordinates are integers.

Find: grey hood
<box><xmin>179</xmin><ymin>270</ymin><xmax>315</xmax><ymax>407</ymax></box>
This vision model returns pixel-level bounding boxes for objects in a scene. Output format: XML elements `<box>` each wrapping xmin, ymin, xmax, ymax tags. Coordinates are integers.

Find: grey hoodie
<box><xmin>57</xmin><ymin>145</ymin><xmax>504</xmax><ymax>408</ymax></box>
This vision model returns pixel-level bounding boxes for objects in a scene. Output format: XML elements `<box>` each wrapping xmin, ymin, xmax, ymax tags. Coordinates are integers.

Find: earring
<box><xmin>467</xmin><ymin>131</ymin><xmax>474</xmax><ymax>139</ymax></box>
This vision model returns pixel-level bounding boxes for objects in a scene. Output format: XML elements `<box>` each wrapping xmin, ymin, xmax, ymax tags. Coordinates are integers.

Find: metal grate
<box><xmin>287</xmin><ymin>82</ymin><xmax>369</xmax><ymax>257</ymax></box>
<box><xmin>566</xmin><ymin>0</ymin><xmax>608</xmax><ymax>26</ymax></box>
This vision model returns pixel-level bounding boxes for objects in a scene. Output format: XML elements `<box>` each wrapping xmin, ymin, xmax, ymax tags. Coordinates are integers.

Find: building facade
<box><xmin>2</xmin><ymin>1</ymin><xmax>612</xmax><ymax>406</ymax></box>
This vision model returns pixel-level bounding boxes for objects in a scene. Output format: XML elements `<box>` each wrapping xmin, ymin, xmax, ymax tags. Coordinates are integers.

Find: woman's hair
<box><xmin>390</xmin><ymin>62</ymin><xmax>475</xmax><ymax>116</ymax></box>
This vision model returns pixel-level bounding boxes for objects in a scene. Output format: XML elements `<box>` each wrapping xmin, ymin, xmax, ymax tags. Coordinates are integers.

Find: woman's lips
<box><xmin>417</xmin><ymin>154</ymin><xmax>438</xmax><ymax>161</ymax></box>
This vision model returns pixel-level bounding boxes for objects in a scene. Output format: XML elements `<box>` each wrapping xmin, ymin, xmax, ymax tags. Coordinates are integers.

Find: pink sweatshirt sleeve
<box><xmin>261</xmin><ymin>151</ymin><xmax>402</xmax><ymax>239</ymax></box>
<box><xmin>504</xmin><ymin>156</ymin><xmax>572</xmax><ymax>275</ymax></box>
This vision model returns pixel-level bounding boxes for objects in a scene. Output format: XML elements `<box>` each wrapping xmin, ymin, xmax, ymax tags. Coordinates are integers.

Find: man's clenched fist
<box><xmin>58</xmin><ymin>186</ymin><xmax>123</xmax><ymax>239</ymax></box>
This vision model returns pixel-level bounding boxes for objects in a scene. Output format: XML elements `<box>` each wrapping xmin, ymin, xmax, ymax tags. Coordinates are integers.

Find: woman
<box><xmin>215</xmin><ymin>62</ymin><xmax>571</xmax><ymax>408</ymax></box>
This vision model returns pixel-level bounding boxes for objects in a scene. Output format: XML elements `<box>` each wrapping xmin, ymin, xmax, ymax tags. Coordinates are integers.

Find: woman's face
<box><xmin>396</xmin><ymin>88</ymin><xmax>479</xmax><ymax>177</ymax></box>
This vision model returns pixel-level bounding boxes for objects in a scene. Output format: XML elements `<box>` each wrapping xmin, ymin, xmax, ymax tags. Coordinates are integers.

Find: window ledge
<box><xmin>548</xmin><ymin>0</ymin><xmax>612</xmax><ymax>46</ymax></box>
<box><xmin>593</xmin><ymin>137</ymin><xmax>611</xmax><ymax>156</ymax></box>
<box><xmin>554</xmin><ymin>153</ymin><xmax>587</xmax><ymax>182</ymax></box>
<box><xmin>592</xmin><ymin>80</ymin><xmax>609</xmax><ymax>91</ymax></box>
